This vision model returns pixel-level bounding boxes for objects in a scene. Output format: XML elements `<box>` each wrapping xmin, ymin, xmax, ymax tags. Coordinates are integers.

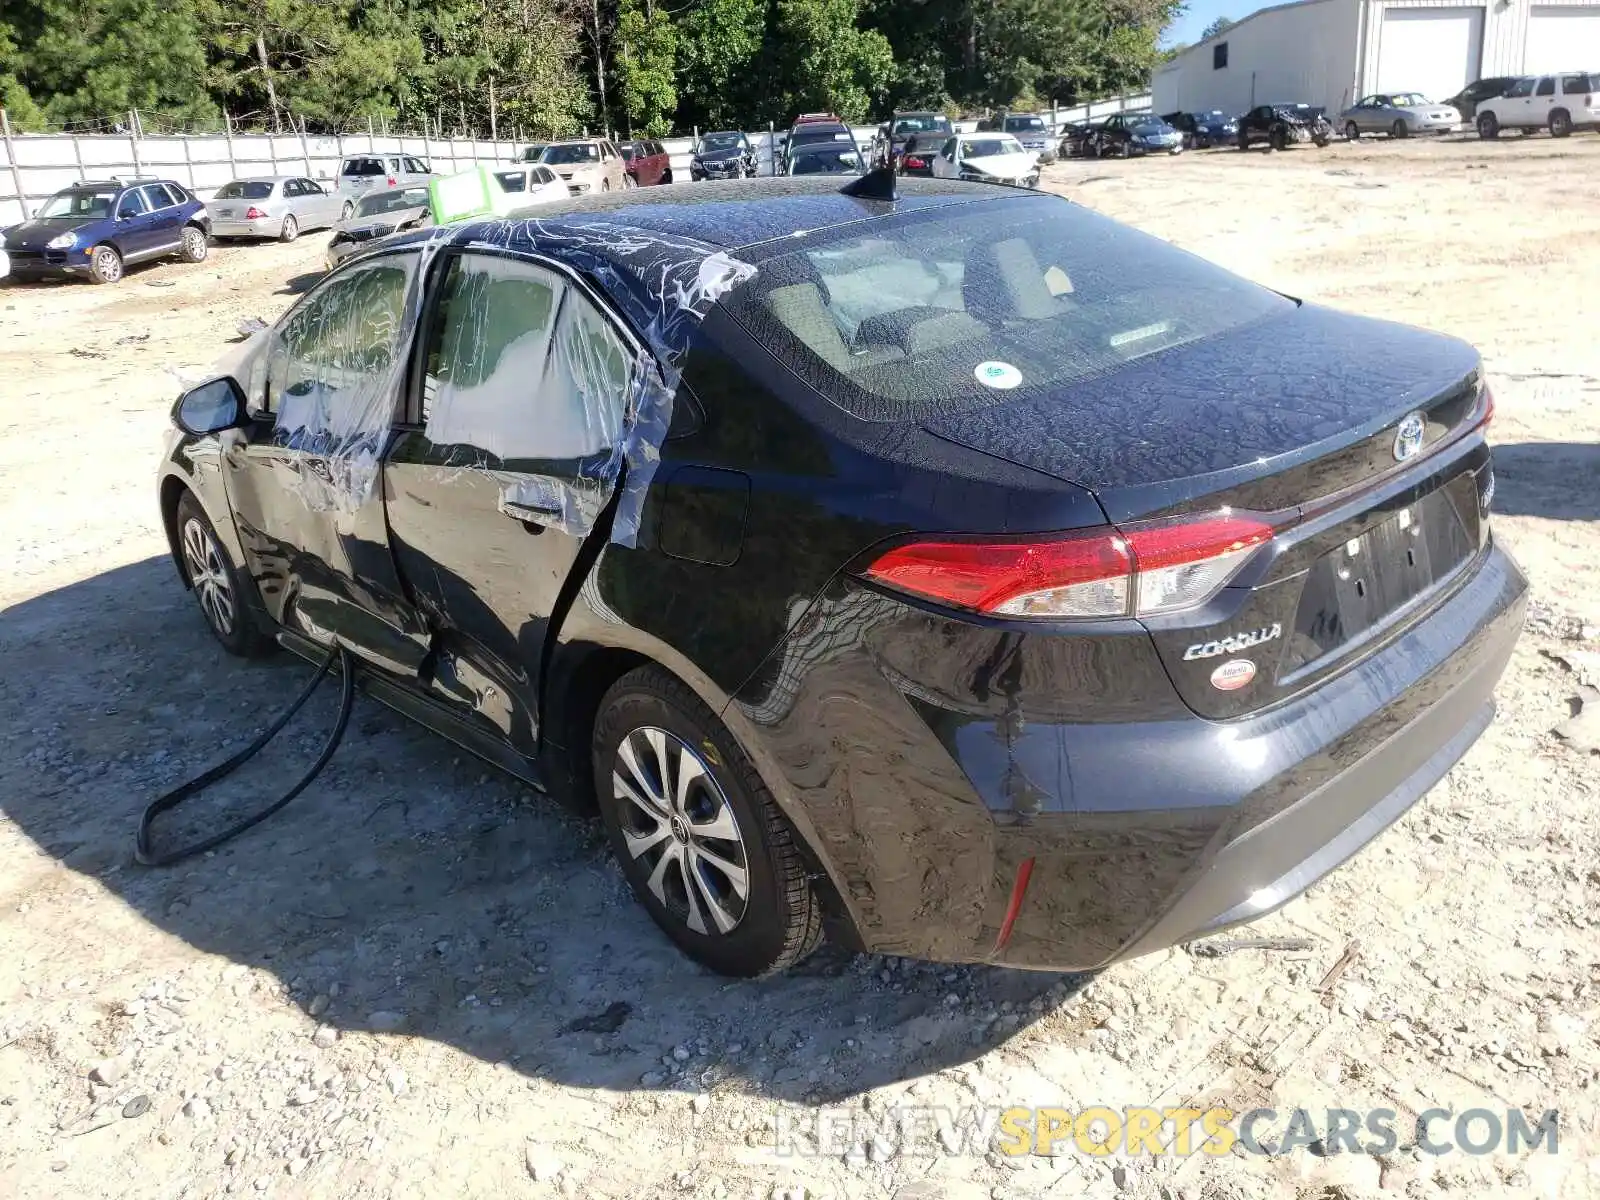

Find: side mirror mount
<box><xmin>174</xmin><ymin>377</ymin><xmax>250</xmax><ymax>436</ymax></box>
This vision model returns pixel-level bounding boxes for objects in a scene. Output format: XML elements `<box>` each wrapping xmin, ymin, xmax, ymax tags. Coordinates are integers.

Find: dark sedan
<box><xmin>1163</xmin><ymin>110</ymin><xmax>1239</xmax><ymax>149</ymax></box>
<box><xmin>159</xmin><ymin>177</ymin><xmax>1524</xmax><ymax>978</ymax></box>
<box><xmin>691</xmin><ymin>131</ymin><xmax>757</xmax><ymax>180</ymax></box>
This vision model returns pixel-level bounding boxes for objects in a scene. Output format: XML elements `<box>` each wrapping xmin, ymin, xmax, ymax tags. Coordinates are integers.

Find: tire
<box><xmin>623</xmin><ymin>174</ymin><xmax>638</xmax><ymax>190</ymax></box>
<box><xmin>1550</xmin><ymin>109</ymin><xmax>1572</xmax><ymax>138</ymax></box>
<box><xmin>88</xmin><ymin>244</ymin><xmax>123</xmax><ymax>284</ymax></box>
<box><xmin>1392</xmin><ymin>119</ymin><xmax>1409</xmax><ymax>139</ymax></box>
<box><xmin>1345</xmin><ymin>121</ymin><xmax>1360</xmax><ymax>141</ymax></box>
<box><xmin>1119</xmin><ymin>141</ymin><xmax>1131</xmax><ymax>159</ymax></box>
<box><xmin>1270</xmin><ymin>127</ymin><xmax>1287</xmax><ymax>152</ymax></box>
<box><xmin>340</xmin><ymin>201</ymin><xmax>354</xmax><ymax>220</ymax></box>
<box><xmin>1477</xmin><ymin>111</ymin><xmax>1499</xmax><ymax>139</ymax></box>
<box><xmin>174</xmin><ymin>490</ymin><xmax>274</xmax><ymax>657</ymax></box>
<box><xmin>593</xmin><ymin>665</ymin><xmax>822</xmax><ymax>977</ymax></box>
<box><xmin>1237</xmin><ymin>132</ymin><xmax>1250</xmax><ymax>151</ymax></box>
<box><xmin>662</xmin><ymin>169</ymin><xmax>673</xmax><ymax>184</ymax></box>
<box><xmin>279</xmin><ymin>215</ymin><xmax>299</xmax><ymax>243</ymax></box>
<box><xmin>179</xmin><ymin>225</ymin><xmax>208</xmax><ymax>263</ymax></box>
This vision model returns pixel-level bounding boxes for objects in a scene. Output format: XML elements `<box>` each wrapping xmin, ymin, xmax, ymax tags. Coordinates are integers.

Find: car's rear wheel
<box><xmin>593</xmin><ymin>666</ymin><xmax>822</xmax><ymax>977</ymax></box>
<box><xmin>1391</xmin><ymin>119</ymin><xmax>1409</xmax><ymax>139</ymax></box>
<box><xmin>279</xmin><ymin>215</ymin><xmax>299</xmax><ymax>243</ymax></box>
<box><xmin>1270</xmin><ymin>127</ymin><xmax>1288</xmax><ymax>151</ymax></box>
<box><xmin>1477</xmin><ymin>112</ymin><xmax>1499</xmax><ymax>139</ymax></box>
<box><xmin>88</xmin><ymin>244</ymin><xmax>123</xmax><ymax>284</ymax></box>
<box><xmin>662</xmin><ymin>169</ymin><xmax>673</xmax><ymax>184</ymax></box>
<box><xmin>179</xmin><ymin>225</ymin><xmax>208</xmax><ymax>262</ymax></box>
<box><xmin>175</xmin><ymin>491</ymin><xmax>273</xmax><ymax>657</ymax></box>
<box><xmin>1345</xmin><ymin>120</ymin><xmax>1360</xmax><ymax>140</ymax></box>
<box><xmin>1549</xmin><ymin>109</ymin><xmax>1572</xmax><ymax>138</ymax></box>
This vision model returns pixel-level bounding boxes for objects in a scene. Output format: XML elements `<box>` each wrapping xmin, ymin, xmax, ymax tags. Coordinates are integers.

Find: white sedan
<box><xmin>928</xmin><ymin>134</ymin><xmax>1041</xmax><ymax>188</ymax></box>
<box><xmin>490</xmin><ymin>165</ymin><xmax>572</xmax><ymax>213</ymax></box>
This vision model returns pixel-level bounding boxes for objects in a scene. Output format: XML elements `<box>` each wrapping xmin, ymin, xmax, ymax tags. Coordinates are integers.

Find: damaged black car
<box><xmin>158</xmin><ymin>176</ymin><xmax>1524</xmax><ymax>978</ymax></box>
<box><xmin>1238</xmin><ymin>103</ymin><xmax>1334</xmax><ymax>151</ymax></box>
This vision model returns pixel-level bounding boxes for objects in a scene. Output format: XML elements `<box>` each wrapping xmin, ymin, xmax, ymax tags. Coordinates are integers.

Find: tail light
<box><xmin>386</xmin><ymin>176</ymin><xmax>397</xmax><ymax>186</ymax></box>
<box><xmin>904</xmin><ymin>155</ymin><xmax>926</xmax><ymax>169</ymax></box>
<box><xmin>1476</xmin><ymin>383</ymin><xmax>1495</xmax><ymax>429</ymax></box>
<box><xmin>861</xmin><ymin>514</ymin><xmax>1276</xmax><ymax>620</ymax></box>
<box><xmin>244</xmin><ymin>206</ymin><xmax>268</xmax><ymax>219</ymax></box>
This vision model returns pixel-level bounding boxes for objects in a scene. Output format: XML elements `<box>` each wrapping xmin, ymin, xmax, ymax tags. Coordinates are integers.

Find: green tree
<box><xmin>676</xmin><ymin>0</ymin><xmax>765</xmax><ymax>130</ymax></box>
<box><xmin>771</xmin><ymin>0</ymin><xmax>895</xmax><ymax>121</ymax></box>
<box><xmin>615</xmin><ymin>0</ymin><xmax>677</xmax><ymax>136</ymax></box>
<box><xmin>1200</xmin><ymin>15</ymin><xmax>1232</xmax><ymax>39</ymax></box>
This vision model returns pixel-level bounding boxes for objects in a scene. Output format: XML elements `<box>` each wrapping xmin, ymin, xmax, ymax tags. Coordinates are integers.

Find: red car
<box><xmin>622</xmin><ymin>138</ymin><xmax>673</xmax><ymax>187</ymax></box>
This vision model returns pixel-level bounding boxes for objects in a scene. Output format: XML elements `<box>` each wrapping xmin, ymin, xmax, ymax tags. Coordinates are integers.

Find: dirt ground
<box><xmin>1</xmin><ymin>135</ymin><xmax>1598</xmax><ymax>1200</ymax></box>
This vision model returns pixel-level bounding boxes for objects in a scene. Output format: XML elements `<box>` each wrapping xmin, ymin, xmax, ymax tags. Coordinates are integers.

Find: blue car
<box><xmin>2</xmin><ymin>177</ymin><xmax>211</xmax><ymax>284</ymax></box>
<box><xmin>1162</xmin><ymin>110</ymin><xmax>1240</xmax><ymax>149</ymax></box>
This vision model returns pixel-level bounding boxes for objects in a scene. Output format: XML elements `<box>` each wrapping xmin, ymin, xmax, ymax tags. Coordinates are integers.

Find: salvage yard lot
<box><xmin>1</xmin><ymin>136</ymin><xmax>1597</xmax><ymax>1199</ymax></box>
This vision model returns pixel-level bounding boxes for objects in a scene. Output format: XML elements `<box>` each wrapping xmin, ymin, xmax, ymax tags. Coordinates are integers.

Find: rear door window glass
<box><xmin>720</xmin><ymin>195</ymin><xmax>1294</xmax><ymax>422</ymax></box>
<box><xmin>421</xmin><ymin>255</ymin><xmax>629</xmax><ymax>462</ymax></box>
<box><xmin>142</xmin><ymin>184</ymin><xmax>177</xmax><ymax>209</ymax></box>
<box><xmin>1536</xmin><ymin>78</ymin><xmax>1555</xmax><ymax>96</ymax></box>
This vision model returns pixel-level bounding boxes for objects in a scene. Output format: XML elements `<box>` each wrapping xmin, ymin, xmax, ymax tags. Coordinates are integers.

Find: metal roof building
<box><xmin>1152</xmin><ymin>0</ymin><xmax>1600</xmax><ymax>117</ymax></box>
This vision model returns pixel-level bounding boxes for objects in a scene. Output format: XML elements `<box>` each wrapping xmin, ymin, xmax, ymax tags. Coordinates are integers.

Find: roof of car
<box><xmin>395</xmin><ymin>177</ymin><xmax>1003</xmax><ymax>257</ymax></box>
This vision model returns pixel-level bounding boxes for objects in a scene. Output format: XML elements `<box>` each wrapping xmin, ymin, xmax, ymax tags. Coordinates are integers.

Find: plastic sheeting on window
<box><xmin>257</xmin><ymin>217</ymin><xmax>753</xmax><ymax>547</ymax></box>
<box><xmin>451</xmin><ymin>217</ymin><xmax>756</xmax><ymax>546</ymax></box>
<box><xmin>261</xmin><ymin>242</ymin><xmax>443</xmax><ymax>515</ymax></box>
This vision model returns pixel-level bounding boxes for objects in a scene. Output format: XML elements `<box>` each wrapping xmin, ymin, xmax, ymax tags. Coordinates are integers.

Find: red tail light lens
<box><xmin>1476</xmin><ymin>383</ymin><xmax>1495</xmax><ymax>429</ymax></box>
<box><xmin>386</xmin><ymin>176</ymin><xmax>397</xmax><ymax>186</ymax></box>
<box><xmin>904</xmin><ymin>156</ymin><xmax>926</xmax><ymax>169</ymax></box>
<box><xmin>244</xmin><ymin>206</ymin><xmax>268</xmax><ymax>219</ymax></box>
<box><xmin>862</xmin><ymin>515</ymin><xmax>1275</xmax><ymax>620</ymax></box>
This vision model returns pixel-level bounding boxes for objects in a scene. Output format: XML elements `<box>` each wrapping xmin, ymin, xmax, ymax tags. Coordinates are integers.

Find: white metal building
<box><xmin>1153</xmin><ymin>0</ymin><xmax>1600</xmax><ymax>117</ymax></box>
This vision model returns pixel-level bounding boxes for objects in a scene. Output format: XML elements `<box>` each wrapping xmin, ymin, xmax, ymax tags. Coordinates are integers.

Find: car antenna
<box><xmin>841</xmin><ymin>165</ymin><xmax>898</xmax><ymax>203</ymax></box>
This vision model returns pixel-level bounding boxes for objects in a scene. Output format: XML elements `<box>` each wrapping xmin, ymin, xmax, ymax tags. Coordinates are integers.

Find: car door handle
<box><xmin>500</xmin><ymin>499</ymin><xmax>562</xmax><ymax>531</ymax></box>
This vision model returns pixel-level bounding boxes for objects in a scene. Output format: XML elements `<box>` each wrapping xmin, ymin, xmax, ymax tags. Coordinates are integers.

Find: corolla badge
<box><xmin>1183</xmin><ymin>623</ymin><xmax>1282</xmax><ymax>661</ymax></box>
<box><xmin>1393</xmin><ymin>412</ymin><xmax>1426</xmax><ymax>462</ymax></box>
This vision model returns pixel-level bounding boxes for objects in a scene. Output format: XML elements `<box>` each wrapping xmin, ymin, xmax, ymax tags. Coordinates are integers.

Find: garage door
<box><xmin>1525</xmin><ymin>6</ymin><xmax>1600</xmax><ymax>74</ymax></box>
<box><xmin>1375</xmin><ymin>8</ymin><xmax>1485</xmax><ymax>103</ymax></box>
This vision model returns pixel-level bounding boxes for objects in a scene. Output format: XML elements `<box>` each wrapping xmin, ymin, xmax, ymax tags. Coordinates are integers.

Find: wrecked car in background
<box><xmin>1237</xmin><ymin>103</ymin><xmax>1334</xmax><ymax>151</ymax></box>
<box><xmin>157</xmin><ymin>176</ymin><xmax>1524</xmax><ymax>981</ymax></box>
<box><xmin>323</xmin><ymin>185</ymin><xmax>433</xmax><ymax>270</ymax></box>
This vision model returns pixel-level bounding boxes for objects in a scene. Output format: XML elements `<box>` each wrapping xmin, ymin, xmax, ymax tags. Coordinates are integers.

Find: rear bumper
<box><xmin>212</xmin><ymin>217</ymin><xmax>283</xmax><ymax>238</ymax></box>
<box><xmin>732</xmin><ymin>540</ymin><xmax>1525</xmax><ymax>970</ymax></box>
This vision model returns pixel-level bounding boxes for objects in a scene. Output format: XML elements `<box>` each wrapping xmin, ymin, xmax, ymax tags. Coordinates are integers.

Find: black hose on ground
<box><xmin>135</xmin><ymin>643</ymin><xmax>354</xmax><ymax>868</ymax></box>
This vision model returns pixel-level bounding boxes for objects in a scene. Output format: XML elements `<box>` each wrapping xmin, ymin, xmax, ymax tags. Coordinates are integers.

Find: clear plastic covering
<box><xmin>246</xmin><ymin>216</ymin><xmax>753</xmax><ymax>546</ymax></box>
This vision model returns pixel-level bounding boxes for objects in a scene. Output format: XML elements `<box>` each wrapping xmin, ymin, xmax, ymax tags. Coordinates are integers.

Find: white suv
<box><xmin>1476</xmin><ymin>72</ymin><xmax>1600</xmax><ymax>138</ymax></box>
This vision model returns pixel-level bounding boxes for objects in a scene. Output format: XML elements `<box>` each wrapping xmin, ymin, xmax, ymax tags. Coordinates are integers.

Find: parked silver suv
<box><xmin>334</xmin><ymin>154</ymin><xmax>434</xmax><ymax>201</ymax></box>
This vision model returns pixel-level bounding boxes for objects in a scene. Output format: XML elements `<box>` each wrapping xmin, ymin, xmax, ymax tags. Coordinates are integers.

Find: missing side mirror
<box><xmin>174</xmin><ymin>377</ymin><xmax>250</xmax><ymax>436</ymax></box>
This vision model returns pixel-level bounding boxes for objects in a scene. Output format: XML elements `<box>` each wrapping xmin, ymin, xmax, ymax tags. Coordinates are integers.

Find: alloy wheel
<box><xmin>181</xmin><ymin>516</ymin><xmax>235</xmax><ymax>637</ymax></box>
<box><xmin>613</xmin><ymin>725</ymin><xmax>749</xmax><ymax>936</ymax></box>
<box><xmin>93</xmin><ymin>246</ymin><xmax>122</xmax><ymax>283</ymax></box>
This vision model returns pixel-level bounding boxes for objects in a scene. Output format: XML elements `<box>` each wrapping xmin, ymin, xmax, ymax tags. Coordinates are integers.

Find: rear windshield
<box><xmin>356</xmin><ymin>187</ymin><xmax>429</xmax><ymax>216</ymax></box>
<box><xmin>543</xmin><ymin>143</ymin><xmax>600</xmax><ymax>164</ymax></box>
<box><xmin>1004</xmin><ymin>116</ymin><xmax>1047</xmax><ymax>132</ymax></box>
<box><xmin>790</xmin><ymin>127</ymin><xmax>852</xmax><ymax>148</ymax></box>
<box><xmin>893</xmin><ymin>115</ymin><xmax>951</xmax><ymax>136</ymax></box>
<box><xmin>494</xmin><ymin>171</ymin><xmax>527</xmax><ymax>193</ymax></box>
<box><xmin>719</xmin><ymin>195</ymin><xmax>1294</xmax><ymax>422</ymax></box>
<box><xmin>216</xmin><ymin>181</ymin><xmax>275</xmax><ymax>200</ymax></box>
<box><xmin>341</xmin><ymin>158</ymin><xmax>387</xmax><ymax>176</ymax></box>
<box><xmin>789</xmin><ymin>148</ymin><xmax>862</xmax><ymax>175</ymax></box>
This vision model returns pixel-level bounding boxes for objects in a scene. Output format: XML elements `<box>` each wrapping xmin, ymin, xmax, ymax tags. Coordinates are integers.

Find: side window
<box><xmin>263</xmin><ymin>254</ymin><xmax>418</xmax><ymax>431</ymax></box>
<box><xmin>940</xmin><ymin>137</ymin><xmax>957</xmax><ymax>158</ymax></box>
<box><xmin>117</xmin><ymin>189</ymin><xmax>148</xmax><ymax>218</ymax></box>
<box><xmin>142</xmin><ymin>184</ymin><xmax>176</xmax><ymax>210</ymax></box>
<box><xmin>1506</xmin><ymin>79</ymin><xmax>1534</xmax><ymax>98</ymax></box>
<box><xmin>283</xmin><ymin>179</ymin><xmax>304</xmax><ymax>197</ymax></box>
<box><xmin>1536</xmin><ymin>77</ymin><xmax>1555</xmax><ymax>97</ymax></box>
<box><xmin>421</xmin><ymin>254</ymin><xmax>630</xmax><ymax>462</ymax></box>
<box><xmin>405</xmin><ymin>158</ymin><xmax>428</xmax><ymax>174</ymax></box>
<box><xmin>1560</xmin><ymin>74</ymin><xmax>1587</xmax><ymax>95</ymax></box>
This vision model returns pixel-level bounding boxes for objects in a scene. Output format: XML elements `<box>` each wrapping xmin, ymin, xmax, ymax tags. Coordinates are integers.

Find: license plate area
<box><xmin>1283</xmin><ymin>481</ymin><xmax>1477</xmax><ymax>674</ymax></box>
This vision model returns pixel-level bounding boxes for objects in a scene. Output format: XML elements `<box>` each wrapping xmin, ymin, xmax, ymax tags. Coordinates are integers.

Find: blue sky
<box><xmin>1162</xmin><ymin>0</ymin><xmax>1254</xmax><ymax>48</ymax></box>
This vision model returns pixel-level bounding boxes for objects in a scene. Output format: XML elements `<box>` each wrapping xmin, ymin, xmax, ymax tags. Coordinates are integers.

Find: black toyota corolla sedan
<box><xmin>157</xmin><ymin>176</ymin><xmax>1525</xmax><ymax>978</ymax></box>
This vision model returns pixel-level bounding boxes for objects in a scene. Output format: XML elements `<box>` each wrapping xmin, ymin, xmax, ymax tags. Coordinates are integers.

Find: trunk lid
<box><xmin>925</xmin><ymin>304</ymin><xmax>1493</xmax><ymax>717</ymax></box>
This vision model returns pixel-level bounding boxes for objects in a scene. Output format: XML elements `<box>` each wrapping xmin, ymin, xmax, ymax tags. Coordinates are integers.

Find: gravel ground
<box><xmin>1</xmin><ymin>135</ymin><xmax>1598</xmax><ymax>1200</ymax></box>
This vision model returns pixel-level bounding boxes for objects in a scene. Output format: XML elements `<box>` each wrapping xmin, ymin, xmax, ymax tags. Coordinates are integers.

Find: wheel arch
<box><xmin>159</xmin><ymin>473</ymin><xmax>194</xmax><ymax>590</ymax></box>
<box><xmin>540</xmin><ymin>633</ymin><xmax>866</xmax><ymax>951</ymax></box>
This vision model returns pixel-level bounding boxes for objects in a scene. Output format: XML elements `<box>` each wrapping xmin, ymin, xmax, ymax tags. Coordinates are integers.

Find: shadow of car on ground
<box><xmin>0</xmin><ymin>556</ymin><xmax>1085</xmax><ymax>1104</ymax></box>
